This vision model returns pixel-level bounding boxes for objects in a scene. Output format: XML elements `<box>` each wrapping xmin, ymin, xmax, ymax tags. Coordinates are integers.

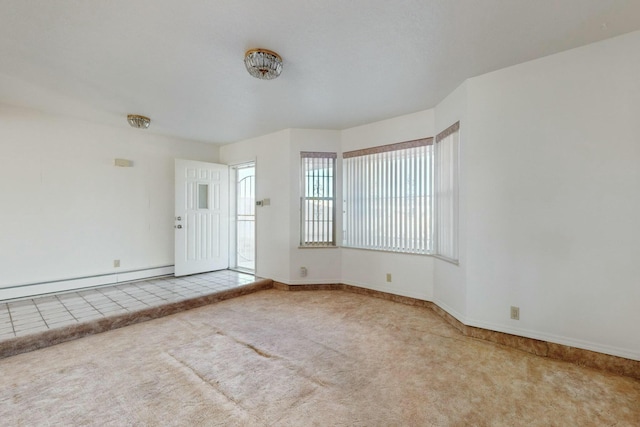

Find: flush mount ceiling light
<box><xmin>244</xmin><ymin>48</ymin><xmax>283</xmax><ymax>80</ymax></box>
<box><xmin>127</xmin><ymin>114</ymin><xmax>151</xmax><ymax>129</ymax></box>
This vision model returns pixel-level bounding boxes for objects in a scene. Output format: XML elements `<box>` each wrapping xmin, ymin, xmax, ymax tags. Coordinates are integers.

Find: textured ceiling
<box><xmin>1</xmin><ymin>0</ymin><xmax>639</xmax><ymax>144</ymax></box>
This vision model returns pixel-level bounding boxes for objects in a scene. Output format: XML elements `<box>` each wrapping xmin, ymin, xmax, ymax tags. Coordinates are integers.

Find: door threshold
<box><xmin>229</xmin><ymin>267</ymin><xmax>254</xmax><ymax>275</ymax></box>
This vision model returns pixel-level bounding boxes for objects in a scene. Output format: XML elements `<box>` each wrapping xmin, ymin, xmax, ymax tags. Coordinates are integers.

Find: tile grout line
<box><xmin>32</xmin><ymin>299</ymin><xmax>50</xmax><ymax>329</ymax></box>
<box><xmin>7</xmin><ymin>302</ymin><xmax>42</xmax><ymax>335</ymax></box>
<box><xmin>77</xmin><ymin>293</ymin><xmax>105</xmax><ymax>317</ymax></box>
<box><xmin>114</xmin><ymin>285</ymin><xmax>153</xmax><ymax>308</ymax></box>
<box><xmin>130</xmin><ymin>284</ymin><xmax>164</xmax><ymax>302</ymax></box>
<box><xmin>114</xmin><ymin>284</ymin><xmax>150</xmax><ymax>312</ymax></box>
<box><xmin>95</xmin><ymin>288</ymin><xmax>130</xmax><ymax>311</ymax></box>
<box><xmin>55</xmin><ymin>294</ymin><xmax>80</xmax><ymax>322</ymax></box>
<box><xmin>4</xmin><ymin>303</ymin><xmax>16</xmax><ymax>337</ymax></box>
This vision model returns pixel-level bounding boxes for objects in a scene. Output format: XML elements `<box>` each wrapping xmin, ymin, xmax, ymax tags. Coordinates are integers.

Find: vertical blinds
<box><xmin>343</xmin><ymin>138</ymin><xmax>433</xmax><ymax>254</ymax></box>
<box><xmin>301</xmin><ymin>152</ymin><xmax>336</xmax><ymax>246</ymax></box>
<box><xmin>434</xmin><ymin>122</ymin><xmax>460</xmax><ymax>262</ymax></box>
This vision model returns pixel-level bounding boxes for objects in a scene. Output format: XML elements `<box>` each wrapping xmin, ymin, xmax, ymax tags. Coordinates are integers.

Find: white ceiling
<box><xmin>1</xmin><ymin>0</ymin><xmax>640</xmax><ymax>144</ymax></box>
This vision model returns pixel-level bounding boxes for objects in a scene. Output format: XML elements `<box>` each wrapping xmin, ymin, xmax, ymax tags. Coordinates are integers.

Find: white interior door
<box><xmin>175</xmin><ymin>159</ymin><xmax>229</xmax><ymax>276</ymax></box>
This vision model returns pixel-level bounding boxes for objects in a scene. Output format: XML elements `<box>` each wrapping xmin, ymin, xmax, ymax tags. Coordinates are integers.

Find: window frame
<box><xmin>434</xmin><ymin>121</ymin><xmax>460</xmax><ymax>264</ymax></box>
<box><xmin>342</xmin><ymin>138</ymin><xmax>433</xmax><ymax>255</ymax></box>
<box><xmin>300</xmin><ymin>151</ymin><xmax>337</xmax><ymax>247</ymax></box>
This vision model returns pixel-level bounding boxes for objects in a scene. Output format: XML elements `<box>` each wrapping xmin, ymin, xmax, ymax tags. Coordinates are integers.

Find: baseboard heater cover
<box><xmin>0</xmin><ymin>266</ymin><xmax>175</xmax><ymax>301</ymax></box>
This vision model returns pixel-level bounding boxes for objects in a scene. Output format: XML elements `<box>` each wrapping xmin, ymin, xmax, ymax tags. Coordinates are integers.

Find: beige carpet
<box><xmin>0</xmin><ymin>289</ymin><xmax>638</xmax><ymax>426</ymax></box>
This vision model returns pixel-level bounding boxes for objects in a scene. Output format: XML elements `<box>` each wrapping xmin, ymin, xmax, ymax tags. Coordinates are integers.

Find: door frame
<box><xmin>229</xmin><ymin>160</ymin><xmax>257</xmax><ymax>274</ymax></box>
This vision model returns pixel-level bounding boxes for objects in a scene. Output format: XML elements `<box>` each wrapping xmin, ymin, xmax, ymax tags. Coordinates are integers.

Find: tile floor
<box><xmin>0</xmin><ymin>270</ymin><xmax>255</xmax><ymax>341</ymax></box>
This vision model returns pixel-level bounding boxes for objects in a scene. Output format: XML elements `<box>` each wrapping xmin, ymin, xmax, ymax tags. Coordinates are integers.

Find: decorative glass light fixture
<box><xmin>127</xmin><ymin>114</ymin><xmax>151</xmax><ymax>129</ymax></box>
<box><xmin>244</xmin><ymin>48</ymin><xmax>283</xmax><ymax>80</ymax></box>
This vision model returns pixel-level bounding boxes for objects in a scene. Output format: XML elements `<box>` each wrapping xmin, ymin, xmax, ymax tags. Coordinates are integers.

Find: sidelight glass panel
<box><xmin>230</xmin><ymin>163</ymin><xmax>256</xmax><ymax>272</ymax></box>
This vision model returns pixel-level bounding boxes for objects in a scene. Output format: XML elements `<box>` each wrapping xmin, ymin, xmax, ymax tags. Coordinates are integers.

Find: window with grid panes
<box><xmin>300</xmin><ymin>152</ymin><xmax>336</xmax><ymax>247</ymax></box>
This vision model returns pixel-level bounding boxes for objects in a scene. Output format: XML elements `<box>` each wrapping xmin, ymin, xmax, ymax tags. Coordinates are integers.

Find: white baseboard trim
<box><xmin>432</xmin><ymin>298</ymin><xmax>467</xmax><ymax>324</ymax></box>
<box><xmin>270</xmin><ymin>276</ymin><xmax>291</xmax><ymax>286</ymax></box>
<box><xmin>287</xmin><ymin>278</ymin><xmax>342</xmax><ymax>285</ymax></box>
<box><xmin>342</xmin><ymin>279</ymin><xmax>432</xmax><ymax>302</ymax></box>
<box><xmin>464</xmin><ymin>316</ymin><xmax>639</xmax><ymax>362</ymax></box>
<box><xmin>0</xmin><ymin>266</ymin><xmax>175</xmax><ymax>301</ymax></box>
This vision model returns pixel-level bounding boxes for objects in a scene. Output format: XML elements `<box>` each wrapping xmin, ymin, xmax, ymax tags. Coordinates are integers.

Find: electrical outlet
<box><xmin>386</xmin><ymin>273</ymin><xmax>392</xmax><ymax>282</ymax></box>
<box><xmin>510</xmin><ymin>306</ymin><xmax>520</xmax><ymax>320</ymax></box>
<box><xmin>300</xmin><ymin>267</ymin><xmax>307</xmax><ymax>277</ymax></box>
<box><xmin>114</xmin><ymin>259</ymin><xmax>120</xmax><ymax>268</ymax></box>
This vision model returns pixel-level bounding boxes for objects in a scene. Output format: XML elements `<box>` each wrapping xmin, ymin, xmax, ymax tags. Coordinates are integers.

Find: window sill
<box><xmin>341</xmin><ymin>246</ymin><xmax>429</xmax><ymax>256</ymax></box>
<box><xmin>298</xmin><ymin>245</ymin><xmax>340</xmax><ymax>249</ymax></box>
<box><xmin>432</xmin><ymin>254</ymin><xmax>460</xmax><ymax>265</ymax></box>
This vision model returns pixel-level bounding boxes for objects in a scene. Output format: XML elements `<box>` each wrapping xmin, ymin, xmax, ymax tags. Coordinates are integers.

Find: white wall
<box><xmin>222</xmin><ymin>111</ymin><xmax>436</xmax><ymax>300</ymax></box>
<box><xmin>337</xmin><ymin>31</ymin><xmax>640</xmax><ymax>360</ymax></box>
<box><xmin>433</xmin><ymin>82</ymin><xmax>468</xmax><ymax>321</ymax></box>
<box><xmin>0</xmin><ymin>105</ymin><xmax>218</xmax><ymax>298</ymax></box>
<box><xmin>341</xmin><ymin>110</ymin><xmax>436</xmax><ymax>300</ymax></box>
<box><xmin>341</xmin><ymin>110</ymin><xmax>435</xmax><ymax>152</ymax></box>
<box><xmin>463</xmin><ymin>31</ymin><xmax>640</xmax><ymax>360</ymax></box>
<box><xmin>220</xmin><ymin>128</ymin><xmax>343</xmax><ymax>285</ymax></box>
<box><xmin>289</xmin><ymin>129</ymin><xmax>342</xmax><ymax>284</ymax></box>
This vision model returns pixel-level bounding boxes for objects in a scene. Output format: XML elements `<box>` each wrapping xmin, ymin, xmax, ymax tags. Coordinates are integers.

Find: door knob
<box><xmin>175</xmin><ymin>216</ymin><xmax>182</xmax><ymax>221</ymax></box>
<box><xmin>175</xmin><ymin>225</ymin><xmax>183</xmax><ymax>229</ymax></box>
